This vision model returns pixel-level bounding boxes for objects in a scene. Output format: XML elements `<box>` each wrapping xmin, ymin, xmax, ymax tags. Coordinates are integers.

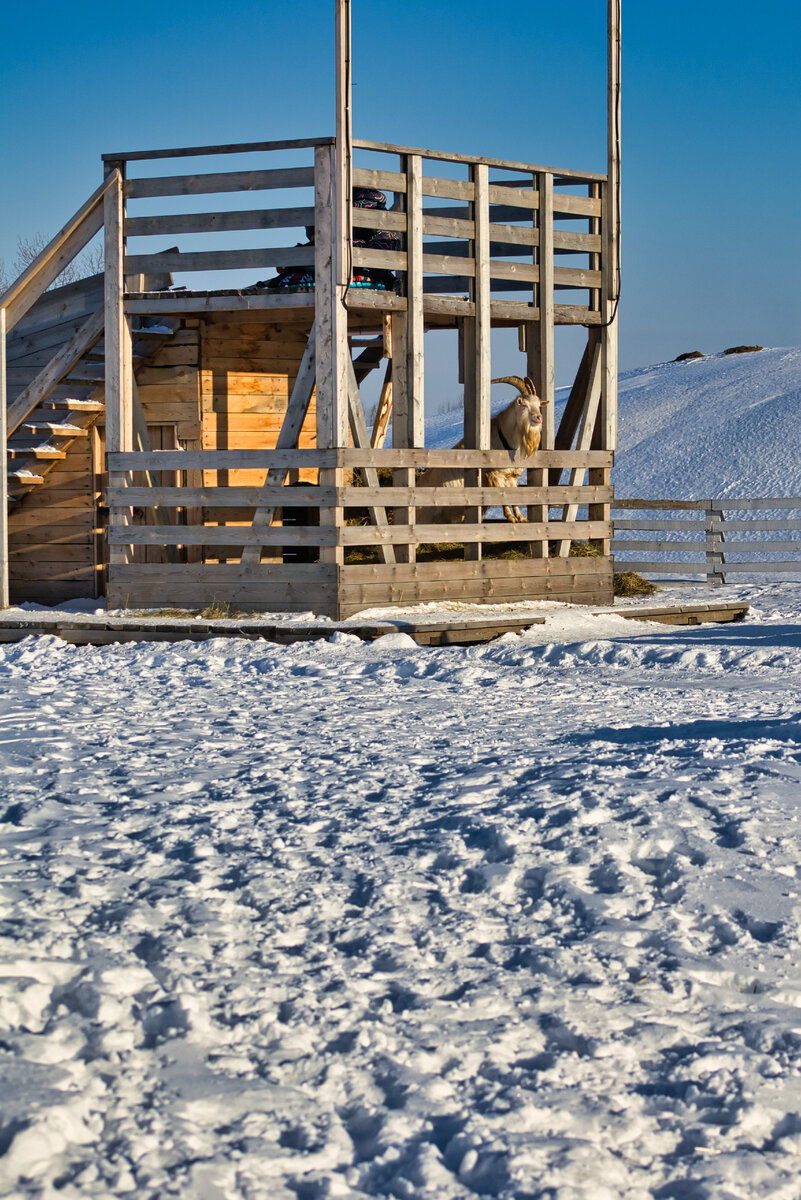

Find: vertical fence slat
<box><xmin>104</xmin><ymin>165</ymin><xmax>134</xmax><ymax>567</ymax></box>
<box><xmin>538</xmin><ymin>171</ymin><xmax>555</xmax><ymax>446</ymax></box>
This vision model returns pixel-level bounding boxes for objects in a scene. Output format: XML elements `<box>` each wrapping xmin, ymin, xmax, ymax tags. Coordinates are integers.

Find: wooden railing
<box><xmin>105</xmin><ymin>135</ymin><xmax>604</xmax><ymax>328</ymax></box>
<box><xmin>612</xmin><ymin>498</ymin><xmax>801</xmax><ymax>583</ymax></box>
<box><xmin>106</xmin><ymin>448</ymin><xmax>613</xmax><ymax>564</ymax></box>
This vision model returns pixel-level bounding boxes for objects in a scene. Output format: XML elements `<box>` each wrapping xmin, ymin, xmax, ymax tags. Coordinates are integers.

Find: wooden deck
<box><xmin>0</xmin><ymin>602</ymin><xmax>749</xmax><ymax>648</ymax></box>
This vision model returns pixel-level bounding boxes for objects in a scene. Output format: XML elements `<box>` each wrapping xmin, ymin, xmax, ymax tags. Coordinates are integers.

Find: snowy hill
<box><xmin>427</xmin><ymin>345</ymin><xmax>801</xmax><ymax>500</ymax></box>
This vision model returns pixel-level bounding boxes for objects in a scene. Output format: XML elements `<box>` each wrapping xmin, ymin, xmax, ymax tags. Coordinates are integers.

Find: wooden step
<box><xmin>7</xmin><ymin>445</ymin><xmax>67</xmax><ymax>460</ymax></box>
<box><xmin>40</xmin><ymin>397</ymin><xmax>104</xmax><ymax>413</ymax></box>
<box><xmin>65</xmin><ymin>363</ymin><xmax>105</xmax><ymax>383</ymax></box>
<box><xmin>23</xmin><ymin>422</ymin><xmax>90</xmax><ymax>438</ymax></box>
<box><xmin>8</xmin><ymin>469</ymin><xmax>44</xmax><ymax>487</ymax></box>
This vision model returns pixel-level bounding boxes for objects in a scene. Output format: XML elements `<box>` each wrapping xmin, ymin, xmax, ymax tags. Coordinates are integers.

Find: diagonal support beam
<box><xmin>555</xmin><ymin>336</ymin><xmax>603</xmax><ymax>556</ymax></box>
<box><xmin>239</xmin><ymin>326</ymin><xmax>317</xmax><ymax>567</ymax></box>
<box><xmin>346</xmin><ymin>359</ymin><xmax>395</xmax><ymax>565</ymax></box>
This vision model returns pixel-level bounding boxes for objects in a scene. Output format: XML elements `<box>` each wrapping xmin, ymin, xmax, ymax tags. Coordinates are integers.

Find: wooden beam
<box><xmin>556</xmin><ymin>337</ymin><xmax>602</xmax><ymax>555</ymax></box>
<box><xmin>346</xmin><ymin>361</ymin><xmax>395</xmax><ymax>565</ymax></box>
<box><xmin>602</xmin><ymin>0</ymin><xmax>621</xmax><ymax>452</ymax></box>
<box><xmin>405</xmin><ymin>155</ymin><xmax>425</xmax><ymax>446</ymax></box>
<box><xmin>370</xmin><ymin>359</ymin><xmax>393</xmax><ymax>448</ymax></box>
<box><xmin>538</xmin><ymin>171</ymin><xmax>555</xmax><ymax>446</ymax></box>
<box><xmin>314</xmin><ymin>144</ymin><xmax>349</xmax><ymax>450</ymax></box>
<box><xmin>238</xmin><ymin>325</ymin><xmax>317</xmax><ymax>568</ymax></box>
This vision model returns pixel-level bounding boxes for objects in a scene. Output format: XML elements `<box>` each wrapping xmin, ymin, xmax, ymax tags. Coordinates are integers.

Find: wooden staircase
<box><xmin>6</xmin><ymin>319</ymin><xmax>179</xmax><ymax>503</ymax></box>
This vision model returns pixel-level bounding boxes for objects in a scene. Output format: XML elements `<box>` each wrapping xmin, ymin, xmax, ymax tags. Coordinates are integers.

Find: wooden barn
<box><xmin>0</xmin><ymin>3</ymin><xmax>620</xmax><ymax>620</ymax></box>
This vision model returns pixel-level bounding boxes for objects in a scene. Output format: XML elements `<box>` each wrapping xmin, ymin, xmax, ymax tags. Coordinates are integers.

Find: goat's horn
<box><xmin>491</xmin><ymin>375</ymin><xmax>528</xmax><ymax>393</ymax></box>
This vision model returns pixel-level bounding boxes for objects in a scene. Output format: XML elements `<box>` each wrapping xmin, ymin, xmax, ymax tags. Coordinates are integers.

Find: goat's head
<box><xmin>491</xmin><ymin>375</ymin><xmax>548</xmax><ymax>429</ymax></box>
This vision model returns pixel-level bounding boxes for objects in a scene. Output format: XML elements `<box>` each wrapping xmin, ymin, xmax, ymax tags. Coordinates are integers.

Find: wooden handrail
<box><xmin>0</xmin><ymin>173</ymin><xmax>118</xmax><ymax>332</ymax></box>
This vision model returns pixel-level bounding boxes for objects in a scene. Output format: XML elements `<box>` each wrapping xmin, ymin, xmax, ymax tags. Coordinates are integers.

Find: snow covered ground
<box><xmin>428</xmin><ymin>344</ymin><xmax>801</xmax><ymax>500</ymax></box>
<box><xmin>2</xmin><ymin>582</ymin><xmax>801</xmax><ymax>1198</ymax></box>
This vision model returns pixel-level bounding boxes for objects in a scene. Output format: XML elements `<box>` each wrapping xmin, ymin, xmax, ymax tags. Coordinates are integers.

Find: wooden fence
<box><xmin>104</xmin><ymin>447</ymin><xmax>613</xmax><ymax>616</ymax></box>
<box><xmin>612</xmin><ymin>498</ymin><xmax>801</xmax><ymax>583</ymax></box>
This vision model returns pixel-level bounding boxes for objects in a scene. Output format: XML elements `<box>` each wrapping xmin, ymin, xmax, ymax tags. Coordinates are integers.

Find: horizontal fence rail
<box><xmin>106</xmin><ymin>449</ymin><xmax>612</xmax><ymax>563</ymax></box>
<box><xmin>612</xmin><ymin>498</ymin><xmax>801</xmax><ymax>583</ymax></box>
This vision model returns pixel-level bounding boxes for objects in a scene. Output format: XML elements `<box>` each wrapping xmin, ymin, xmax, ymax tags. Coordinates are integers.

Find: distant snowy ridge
<box><xmin>426</xmin><ymin>346</ymin><xmax>801</xmax><ymax>501</ymax></box>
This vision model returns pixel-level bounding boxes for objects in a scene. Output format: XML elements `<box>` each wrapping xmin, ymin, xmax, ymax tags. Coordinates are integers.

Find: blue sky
<box><xmin>1</xmin><ymin>0</ymin><xmax>799</xmax><ymax>380</ymax></box>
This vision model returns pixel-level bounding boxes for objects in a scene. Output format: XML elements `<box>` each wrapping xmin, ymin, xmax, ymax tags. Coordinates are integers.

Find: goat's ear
<box><xmin>515</xmin><ymin>395</ymin><xmax>524</xmax><ymax>404</ymax></box>
<box><xmin>540</xmin><ymin>397</ymin><xmax>551</xmax><ymax>405</ymax></box>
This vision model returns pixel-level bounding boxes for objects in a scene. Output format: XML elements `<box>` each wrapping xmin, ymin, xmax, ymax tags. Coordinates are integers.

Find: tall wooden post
<box><xmin>602</xmin><ymin>0</ymin><xmax>621</xmax><ymax>451</ymax></box>
<box><xmin>0</xmin><ymin>306</ymin><xmax>8</xmax><ymax>608</ymax></box>
<box><xmin>104</xmin><ymin>164</ymin><xmax>133</xmax><ymax>567</ymax></box>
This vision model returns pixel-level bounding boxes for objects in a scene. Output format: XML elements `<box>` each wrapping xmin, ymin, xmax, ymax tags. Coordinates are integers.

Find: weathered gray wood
<box><xmin>125</xmin><ymin>167</ymin><xmax>315</xmax><ymax>200</ymax></box>
<box><xmin>370</xmin><ymin>359</ymin><xmax>393</xmax><ymax>448</ymax></box>
<box><xmin>406</xmin><ymin>155</ymin><xmax>425</xmax><ymax>448</ymax></box>
<box><xmin>124</xmin><ymin>207</ymin><xmax>316</xmax><ymax>238</ymax></box>
<box><xmin>556</xmin><ymin>335</ymin><xmax>602</xmax><ymax>554</ymax></box>
<box><xmin>314</xmin><ymin>144</ymin><xmax>349</xmax><ymax>450</ymax></box>
<box><xmin>6</xmin><ymin>307</ymin><xmax>105</xmax><ymax>436</ymax></box>
<box><xmin>538</xmin><ymin>171</ymin><xmax>555</xmax><ymax>449</ymax></box>
<box><xmin>352</xmin><ymin>137</ymin><xmax>605</xmax><ymax>181</ymax></box>
<box><xmin>471</xmin><ymin>163</ymin><xmax>491</xmax><ymax>451</ymax></box>
<box><xmin>103</xmin><ymin>137</ymin><xmax>333</xmax><ymax>163</ymax></box>
<box><xmin>107</xmin><ymin>448</ymin><xmax>612</xmax><ymax>472</ymax></box>
<box><xmin>106</xmin><ymin>483</ymin><xmax>612</xmax><ymax>508</ymax></box>
<box><xmin>125</xmin><ymin>246</ymin><xmax>315</xmax><ymax>275</ymax></box>
<box><xmin>104</xmin><ymin>170</ymin><xmax>131</xmax><ymax>456</ymax></box>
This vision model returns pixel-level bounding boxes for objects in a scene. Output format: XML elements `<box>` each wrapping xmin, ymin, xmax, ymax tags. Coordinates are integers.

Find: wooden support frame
<box><xmin>346</xmin><ymin>360</ymin><xmax>395</xmax><ymax>565</ymax></box>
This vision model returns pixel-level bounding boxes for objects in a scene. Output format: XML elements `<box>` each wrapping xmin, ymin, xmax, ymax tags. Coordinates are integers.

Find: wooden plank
<box><xmin>406</xmin><ymin>155</ymin><xmax>425</xmax><ymax>447</ymax></box>
<box><xmin>341</xmin><ymin>554</ymin><xmax>609</xmax><ymax>582</ymax></box>
<box><xmin>556</xmin><ymin>335</ymin><xmax>602</xmax><ymax>553</ymax></box>
<box><xmin>125</xmin><ymin>206</ymin><xmax>316</xmax><ymax>238</ymax></box>
<box><xmin>611</xmin><ymin>561</ymin><xmax>706</xmax><ymax>575</ymax></box>
<box><xmin>125</xmin><ymin>246</ymin><xmax>315</xmax><ymax>275</ymax></box>
<box><xmin>107</xmin><ymin>486</ymin><xmax>328</xmax><ymax>507</ymax></box>
<box><xmin>343</xmin><ymin>520</ymin><xmax>610</xmax><ymax>546</ymax></box>
<box><xmin>103</xmin><ymin>137</ymin><xmax>333</xmax><ymax>163</ymax></box>
<box><xmin>106</xmin><ymin>448</ymin><xmax>613</xmax><ymax>471</ymax></box>
<box><xmin>352</xmin><ymin>138</ymin><xmax>605</xmax><ymax>181</ymax></box>
<box><xmin>713</xmin><ymin>518</ymin><xmax>801</xmax><ymax>532</ymax></box>
<box><xmin>471</xmin><ymin>163</ymin><xmax>491</xmax><ymax>451</ymax></box>
<box><xmin>125</xmin><ymin>167</ymin><xmax>315</xmax><ymax>200</ymax></box>
<box><xmin>538</xmin><ymin>172</ymin><xmax>555</xmax><ymax>451</ymax></box>
<box><xmin>314</xmin><ymin>144</ymin><xmax>349</xmax><ymax>451</ymax></box>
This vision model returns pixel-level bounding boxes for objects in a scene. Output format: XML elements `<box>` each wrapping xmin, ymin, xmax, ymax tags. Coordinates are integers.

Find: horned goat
<box><xmin>417</xmin><ymin>376</ymin><xmax>548</xmax><ymax>524</ymax></box>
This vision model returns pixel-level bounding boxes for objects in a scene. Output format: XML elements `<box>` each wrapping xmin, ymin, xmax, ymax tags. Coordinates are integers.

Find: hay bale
<box><xmin>614</xmin><ymin>571</ymin><xmax>657</xmax><ymax>598</ymax></box>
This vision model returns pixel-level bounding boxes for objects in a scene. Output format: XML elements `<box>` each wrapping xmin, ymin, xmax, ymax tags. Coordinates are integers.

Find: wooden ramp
<box><xmin>0</xmin><ymin>602</ymin><xmax>748</xmax><ymax>648</ymax></box>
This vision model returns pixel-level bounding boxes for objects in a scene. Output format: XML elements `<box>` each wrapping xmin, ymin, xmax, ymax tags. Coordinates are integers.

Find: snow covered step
<box><xmin>40</xmin><ymin>398</ymin><xmax>104</xmax><ymax>413</ymax></box>
<box><xmin>7</xmin><ymin>445</ymin><xmax>67</xmax><ymax>460</ymax></box>
<box><xmin>22</xmin><ymin>422</ymin><xmax>90</xmax><ymax>438</ymax></box>
<box><xmin>7</xmin><ymin>468</ymin><xmax>45</xmax><ymax>487</ymax></box>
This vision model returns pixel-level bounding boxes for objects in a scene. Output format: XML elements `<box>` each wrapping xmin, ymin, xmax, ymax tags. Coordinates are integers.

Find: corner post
<box><xmin>104</xmin><ymin>163</ymin><xmax>133</xmax><ymax>568</ymax></box>
<box><xmin>601</xmin><ymin>0</ymin><xmax>621</xmax><ymax>452</ymax></box>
